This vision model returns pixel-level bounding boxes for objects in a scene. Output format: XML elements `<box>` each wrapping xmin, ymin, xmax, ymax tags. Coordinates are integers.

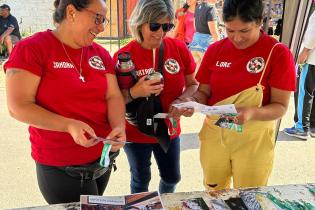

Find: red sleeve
<box><xmin>268</xmin><ymin>44</ymin><xmax>296</xmax><ymax>91</ymax></box>
<box><xmin>176</xmin><ymin>40</ymin><xmax>196</xmax><ymax>75</ymax></box>
<box><xmin>4</xmin><ymin>38</ymin><xmax>43</xmax><ymax>76</ymax></box>
<box><xmin>112</xmin><ymin>51</ymin><xmax>118</xmax><ymax>63</ymax></box>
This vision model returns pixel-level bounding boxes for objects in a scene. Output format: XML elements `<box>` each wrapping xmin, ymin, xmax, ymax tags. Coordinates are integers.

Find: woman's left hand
<box><xmin>106</xmin><ymin>127</ymin><xmax>126</xmax><ymax>152</ymax></box>
<box><xmin>235</xmin><ymin>107</ymin><xmax>256</xmax><ymax>125</ymax></box>
<box><xmin>168</xmin><ymin>97</ymin><xmax>195</xmax><ymax>119</ymax></box>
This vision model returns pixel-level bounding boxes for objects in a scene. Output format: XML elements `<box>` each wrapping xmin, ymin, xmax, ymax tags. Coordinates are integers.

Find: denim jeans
<box><xmin>123</xmin><ymin>137</ymin><xmax>181</xmax><ymax>194</ymax></box>
<box><xmin>189</xmin><ymin>32</ymin><xmax>213</xmax><ymax>53</ymax></box>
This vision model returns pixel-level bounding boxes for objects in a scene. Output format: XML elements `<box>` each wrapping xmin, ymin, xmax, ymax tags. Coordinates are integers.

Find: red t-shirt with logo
<box><xmin>113</xmin><ymin>38</ymin><xmax>196</xmax><ymax>143</ymax></box>
<box><xmin>196</xmin><ymin>32</ymin><xmax>296</xmax><ymax>106</ymax></box>
<box><xmin>4</xmin><ymin>30</ymin><xmax>115</xmax><ymax>166</ymax></box>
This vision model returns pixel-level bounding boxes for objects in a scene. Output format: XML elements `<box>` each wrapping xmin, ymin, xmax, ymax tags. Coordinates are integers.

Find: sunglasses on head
<box><xmin>83</xmin><ymin>8</ymin><xmax>109</xmax><ymax>26</ymax></box>
<box><xmin>149</xmin><ymin>23</ymin><xmax>175</xmax><ymax>32</ymax></box>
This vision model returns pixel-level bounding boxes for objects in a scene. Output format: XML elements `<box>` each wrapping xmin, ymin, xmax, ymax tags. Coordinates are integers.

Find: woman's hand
<box><xmin>130</xmin><ymin>76</ymin><xmax>164</xmax><ymax>98</ymax></box>
<box><xmin>65</xmin><ymin>119</ymin><xmax>98</xmax><ymax>148</ymax></box>
<box><xmin>235</xmin><ymin>107</ymin><xmax>256</xmax><ymax>125</ymax></box>
<box><xmin>297</xmin><ymin>48</ymin><xmax>310</xmax><ymax>64</ymax></box>
<box><xmin>168</xmin><ymin>97</ymin><xmax>196</xmax><ymax>119</ymax></box>
<box><xmin>105</xmin><ymin>127</ymin><xmax>126</xmax><ymax>152</ymax></box>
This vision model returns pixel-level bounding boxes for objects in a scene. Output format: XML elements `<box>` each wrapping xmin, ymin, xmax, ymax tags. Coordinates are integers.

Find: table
<box><xmin>12</xmin><ymin>183</ymin><xmax>315</xmax><ymax>209</ymax></box>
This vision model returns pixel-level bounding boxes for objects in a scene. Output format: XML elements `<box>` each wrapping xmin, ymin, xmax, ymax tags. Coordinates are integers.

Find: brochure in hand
<box><xmin>172</xmin><ymin>102</ymin><xmax>237</xmax><ymax>116</ymax></box>
<box><xmin>80</xmin><ymin>191</ymin><xmax>164</xmax><ymax>210</ymax></box>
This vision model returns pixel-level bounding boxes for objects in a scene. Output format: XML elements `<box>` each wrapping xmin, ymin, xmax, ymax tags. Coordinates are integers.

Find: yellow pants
<box><xmin>198</xmin><ymin>84</ymin><xmax>277</xmax><ymax>190</ymax></box>
<box><xmin>199</xmin><ymin>116</ymin><xmax>276</xmax><ymax>190</ymax></box>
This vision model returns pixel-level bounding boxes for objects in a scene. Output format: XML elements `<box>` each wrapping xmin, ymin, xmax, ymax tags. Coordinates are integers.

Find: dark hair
<box><xmin>223</xmin><ymin>0</ymin><xmax>263</xmax><ymax>24</ymax></box>
<box><xmin>0</xmin><ymin>4</ymin><xmax>10</xmax><ymax>11</ymax></box>
<box><xmin>53</xmin><ymin>0</ymin><xmax>95</xmax><ymax>23</ymax></box>
<box><xmin>182</xmin><ymin>3</ymin><xmax>189</xmax><ymax>13</ymax></box>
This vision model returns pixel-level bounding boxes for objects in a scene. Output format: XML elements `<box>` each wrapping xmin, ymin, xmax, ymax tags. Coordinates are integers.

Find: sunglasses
<box><xmin>83</xmin><ymin>8</ymin><xmax>109</xmax><ymax>26</ymax></box>
<box><xmin>149</xmin><ymin>23</ymin><xmax>175</xmax><ymax>32</ymax></box>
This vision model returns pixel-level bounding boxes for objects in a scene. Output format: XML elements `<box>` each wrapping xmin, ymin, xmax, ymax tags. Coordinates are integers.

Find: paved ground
<box><xmin>0</xmin><ymin>67</ymin><xmax>315</xmax><ymax>209</ymax></box>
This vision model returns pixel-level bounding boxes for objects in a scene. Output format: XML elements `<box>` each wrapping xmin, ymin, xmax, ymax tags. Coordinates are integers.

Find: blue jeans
<box><xmin>189</xmin><ymin>32</ymin><xmax>214</xmax><ymax>53</ymax></box>
<box><xmin>123</xmin><ymin>137</ymin><xmax>181</xmax><ymax>194</ymax></box>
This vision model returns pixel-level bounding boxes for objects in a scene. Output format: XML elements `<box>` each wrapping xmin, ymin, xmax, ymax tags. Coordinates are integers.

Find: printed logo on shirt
<box><xmin>216</xmin><ymin>61</ymin><xmax>232</xmax><ymax>68</ymax></box>
<box><xmin>53</xmin><ymin>62</ymin><xmax>75</xmax><ymax>69</ymax></box>
<box><xmin>246</xmin><ymin>57</ymin><xmax>265</xmax><ymax>73</ymax></box>
<box><xmin>88</xmin><ymin>56</ymin><xmax>106</xmax><ymax>70</ymax></box>
<box><xmin>164</xmin><ymin>58</ymin><xmax>180</xmax><ymax>74</ymax></box>
<box><xmin>136</xmin><ymin>68</ymin><xmax>155</xmax><ymax>77</ymax></box>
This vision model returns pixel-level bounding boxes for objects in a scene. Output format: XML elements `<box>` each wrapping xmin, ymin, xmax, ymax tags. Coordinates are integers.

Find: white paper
<box><xmin>172</xmin><ymin>102</ymin><xmax>237</xmax><ymax>115</ymax></box>
<box><xmin>88</xmin><ymin>195</ymin><xmax>126</xmax><ymax>205</ymax></box>
<box><xmin>154</xmin><ymin>113</ymin><xmax>168</xmax><ymax>119</ymax></box>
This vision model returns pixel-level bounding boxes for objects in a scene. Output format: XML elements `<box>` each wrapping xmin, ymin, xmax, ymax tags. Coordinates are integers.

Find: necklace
<box><xmin>61</xmin><ymin>42</ymin><xmax>85</xmax><ymax>82</ymax></box>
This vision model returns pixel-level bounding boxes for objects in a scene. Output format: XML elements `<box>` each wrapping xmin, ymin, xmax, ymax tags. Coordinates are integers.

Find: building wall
<box><xmin>1</xmin><ymin>0</ymin><xmax>183</xmax><ymax>38</ymax></box>
<box><xmin>1</xmin><ymin>0</ymin><xmax>54</xmax><ymax>35</ymax></box>
<box><xmin>1</xmin><ymin>0</ymin><xmax>121</xmax><ymax>38</ymax></box>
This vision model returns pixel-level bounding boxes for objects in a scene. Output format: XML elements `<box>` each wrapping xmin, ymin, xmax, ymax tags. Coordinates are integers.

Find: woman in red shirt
<box><xmin>172</xmin><ymin>0</ymin><xmax>197</xmax><ymax>45</ymax></box>
<box><xmin>176</xmin><ymin>0</ymin><xmax>296</xmax><ymax>190</ymax></box>
<box><xmin>4</xmin><ymin>0</ymin><xmax>125</xmax><ymax>204</ymax></box>
<box><xmin>114</xmin><ymin>0</ymin><xmax>198</xmax><ymax>194</ymax></box>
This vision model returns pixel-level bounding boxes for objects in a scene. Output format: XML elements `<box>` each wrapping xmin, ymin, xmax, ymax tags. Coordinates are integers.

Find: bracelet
<box><xmin>191</xmin><ymin>96</ymin><xmax>199</xmax><ymax>103</ymax></box>
<box><xmin>128</xmin><ymin>88</ymin><xmax>135</xmax><ymax>100</ymax></box>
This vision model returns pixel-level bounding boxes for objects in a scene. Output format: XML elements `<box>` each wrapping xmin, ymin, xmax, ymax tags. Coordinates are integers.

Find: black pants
<box><xmin>36</xmin><ymin>162</ymin><xmax>112</xmax><ymax>204</ymax></box>
<box><xmin>293</xmin><ymin>64</ymin><xmax>315</xmax><ymax>131</ymax></box>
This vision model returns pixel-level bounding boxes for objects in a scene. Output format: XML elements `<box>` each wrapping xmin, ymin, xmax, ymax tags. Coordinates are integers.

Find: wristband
<box><xmin>191</xmin><ymin>96</ymin><xmax>199</xmax><ymax>103</ymax></box>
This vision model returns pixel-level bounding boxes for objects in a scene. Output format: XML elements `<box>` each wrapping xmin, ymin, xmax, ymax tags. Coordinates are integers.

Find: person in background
<box><xmin>176</xmin><ymin>0</ymin><xmax>296</xmax><ymax>190</ymax></box>
<box><xmin>172</xmin><ymin>0</ymin><xmax>197</xmax><ymax>45</ymax></box>
<box><xmin>0</xmin><ymin>4</ymin><xmax>21</xmax><ymax>55</ymax></box>
<box><xmin>113</xmin><ymin>0</ymin><xmax>198</xmax><ymax>194</ymax></box>
<box><xmin>189</xmin><ymin>0</ymin><xmax>219</xmax><ymax>71</ymax></box>
<box><xmin>4</xmin><ymin>0</ymin><xmax>125</xmax><ymax>204</ymax></box>
<box><xmin>274</xmin><ymin>18</ymin><xmax>282</xmax><ymax>37</ymax></box>
<box><xmin>284</xmin><ymin>10</ymin><xmax>315</xmax><ymax>139</ymax></box>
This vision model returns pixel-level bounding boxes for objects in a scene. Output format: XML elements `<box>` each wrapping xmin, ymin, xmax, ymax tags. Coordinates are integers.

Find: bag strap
<box><xmin>157</xmin><ymin>42</ymin><xmax>164</xmax><ymax>74</ymax></box>
<box><xmin>258</xmin><ymin>43</ymin><xmax>281</xmax><ymax>85</ymax></box>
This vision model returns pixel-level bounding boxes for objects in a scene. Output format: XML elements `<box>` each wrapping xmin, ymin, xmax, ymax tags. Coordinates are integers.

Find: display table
<box><xmin>12</xmin><ymin>183</ymin><xmax>315</xmax><ymax>209</ymax></box>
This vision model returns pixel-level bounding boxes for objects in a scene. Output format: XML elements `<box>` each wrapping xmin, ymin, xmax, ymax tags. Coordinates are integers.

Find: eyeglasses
<box><xmin>83</xmin><ymin>8</ymin><xmax>109</xmax><ymax>26</ymax></box>
<box><xmin>149</xmin><ymin>23</ymin><xmax>175</xmax><ymax>32</ymax></box>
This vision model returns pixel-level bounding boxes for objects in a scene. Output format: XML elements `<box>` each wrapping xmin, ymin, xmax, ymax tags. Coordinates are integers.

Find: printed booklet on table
<box><xmin>80</xmin><ymin>191</ymin><xmax>164</xmax><ymax>210</ymax></box>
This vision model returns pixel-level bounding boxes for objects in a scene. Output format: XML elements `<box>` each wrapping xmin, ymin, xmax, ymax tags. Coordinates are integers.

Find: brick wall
<box><xmin>1</xmin><ymin>0</ymin><xmax>54</xmax><ymax>35</ymax></box>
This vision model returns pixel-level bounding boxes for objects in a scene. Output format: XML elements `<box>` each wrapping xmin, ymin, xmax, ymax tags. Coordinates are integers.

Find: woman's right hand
<box><xmin>65</xmin><ymin>119</ymin><xmax>98</xmax><ymax>148</ymax></box>
<box><xmin>130</xmin><ymin>76</ymin><xmax>164</xmax><ymax>98</ymax></box>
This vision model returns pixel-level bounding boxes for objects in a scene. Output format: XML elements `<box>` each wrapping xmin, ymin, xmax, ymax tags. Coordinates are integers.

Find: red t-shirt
<box><xmin>184</xmin><ymin>11</ymin><xmax>195</xmax><ymax>44</ymax></box>
<box><xmin>113</xmin><ymin>38</ymin><xmax>196</xmax><ymax>143</ymax></box>
<box><xmin>4</xmin><ymin>30</ymin><xmax>115</xmax><ymax>166</ymax></box>
<box><xmin>196</xmin><ymin>32</ymin><xmax>296</xmax><ymax>105</ymax></box>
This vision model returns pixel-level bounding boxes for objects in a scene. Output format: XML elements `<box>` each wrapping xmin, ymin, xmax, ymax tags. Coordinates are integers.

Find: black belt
<box><xmin>57</xmin><ymin>151</ymin><xmax>119</xmax><ymax>187</ymax></box>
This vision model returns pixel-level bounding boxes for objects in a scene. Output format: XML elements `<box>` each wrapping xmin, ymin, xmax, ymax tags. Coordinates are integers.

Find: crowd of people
<box><xmin>2</xmin><ymin>0</ymin><xmax>312</xmax><ymax>205</ymax></box>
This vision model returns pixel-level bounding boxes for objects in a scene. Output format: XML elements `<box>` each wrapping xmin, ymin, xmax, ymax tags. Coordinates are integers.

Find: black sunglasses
<box><xmin>149</xmin><ymin>23</ymin><xmax>175</xmax><ymax>32</ymax></box>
